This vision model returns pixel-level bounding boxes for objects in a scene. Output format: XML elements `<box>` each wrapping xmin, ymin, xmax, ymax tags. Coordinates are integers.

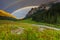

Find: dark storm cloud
<box><xmin>1</xmin><ymin>0</ymin><xmax>60</xmax><ymax>13</ymax></box>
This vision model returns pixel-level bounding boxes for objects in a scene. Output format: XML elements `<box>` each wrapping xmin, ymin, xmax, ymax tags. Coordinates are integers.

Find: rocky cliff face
<box><xmin>25</xmin><ymin>1</ymin><xmax>53</xmax><ymax>18</ymax></box>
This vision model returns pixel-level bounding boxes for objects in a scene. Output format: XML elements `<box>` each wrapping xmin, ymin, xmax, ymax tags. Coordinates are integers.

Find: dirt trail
<box><xmin>32</xmin><ymin>24</ymin><xmax>60</xmax><ymax>30</ymax></box>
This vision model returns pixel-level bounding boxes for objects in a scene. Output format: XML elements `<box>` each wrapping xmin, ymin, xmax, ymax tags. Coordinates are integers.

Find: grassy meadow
<box><xmin>20</xmin><ymin>19</ymin><xmax>60</xmax><ymax>28</ymax></box>
<box><xmin>0</xmin><ymin>20</ymin><xmax>60</xmax><ymax>40</ymax></box>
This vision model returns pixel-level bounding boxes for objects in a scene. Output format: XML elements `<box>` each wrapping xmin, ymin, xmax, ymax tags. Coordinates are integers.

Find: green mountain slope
<box><xmin>26</xmin><ymin>2</ymin><xmax>60</xmax><ymax>24</ymax></box>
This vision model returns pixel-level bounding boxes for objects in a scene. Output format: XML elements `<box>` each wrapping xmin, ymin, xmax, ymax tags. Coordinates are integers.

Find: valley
<box><xmin>0</xmin><ymin>1</ymin><xmax>60</xmax><ymax>40</ymax></box>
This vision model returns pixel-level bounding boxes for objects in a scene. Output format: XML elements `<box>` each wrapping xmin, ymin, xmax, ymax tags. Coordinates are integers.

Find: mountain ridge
<box><xmin>25</xmin><ymin>2</ymin><xmax>60</xmax><ymax>24</ymax></box>
<box><xmin>0</xmin><ymin>10</ymin><xmax>16</xmax><ymax>18</ymax></box>
<box><xmin>0</xmin><ymin>10</ymin><xmax>17</xmax><ymax>20</ymax></box>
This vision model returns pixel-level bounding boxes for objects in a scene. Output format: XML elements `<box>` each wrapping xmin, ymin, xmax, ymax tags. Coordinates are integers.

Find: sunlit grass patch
<box><xmin>0</xmin><ymin>20</ymin><xmax>60</xmax><ymax>40</ymax></box>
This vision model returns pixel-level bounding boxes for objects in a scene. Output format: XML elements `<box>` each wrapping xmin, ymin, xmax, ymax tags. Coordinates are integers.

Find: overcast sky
<box><xmin>0</xmin><ymin>0</ymin><xmax>60</xmax><ymax>13</ymax></box>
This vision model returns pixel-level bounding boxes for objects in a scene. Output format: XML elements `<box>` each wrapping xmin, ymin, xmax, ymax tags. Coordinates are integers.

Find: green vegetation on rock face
<box><xmin>0</xmin><ymin>20</ymin><xmax>60</xmax><ymax>40</ymax></box>
<box><xmin>26</xmin><ymin>2</ymin><xmax>60</xmax><ymax>24</ymax></box>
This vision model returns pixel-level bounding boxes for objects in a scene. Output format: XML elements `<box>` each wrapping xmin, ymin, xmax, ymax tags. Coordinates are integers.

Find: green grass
<box><xmin>0</xmin><ymin>20</ymin><xmax>60</xmax><ymax>40</ymax></box>
<box><xmin>20</xmin><ymin>19</ymin><xmax>60</xmax><ymax>28</ymax></box>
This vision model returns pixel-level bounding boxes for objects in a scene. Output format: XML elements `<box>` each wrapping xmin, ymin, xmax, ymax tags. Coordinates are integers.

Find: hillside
<box><xmin>26</xmin><ymin>2</ymin><xmax>60</xmax><ymax>24</ymax></box>
<box><xmin>0</xmin><ymin>10</ymin><xmax>17</xmax><ymax>20</ymax></box>
<box><xmin>0</xmin><ymin>10</ymin><xmax>16</xmax><ymax>18</ymax></box>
